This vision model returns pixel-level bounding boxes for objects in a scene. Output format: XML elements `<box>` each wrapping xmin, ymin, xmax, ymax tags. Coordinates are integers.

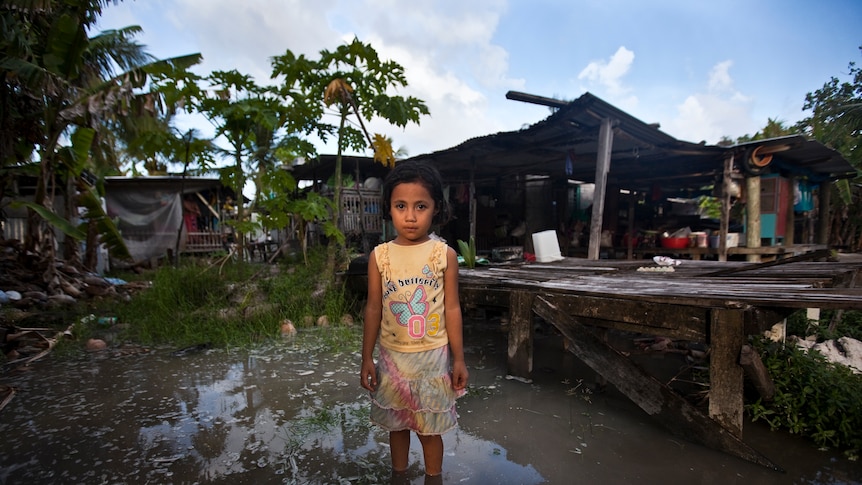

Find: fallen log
<box><xmin>533</xmin><ymin>294</ymin><xmax>783</xmax><ymax>472</ymax></box>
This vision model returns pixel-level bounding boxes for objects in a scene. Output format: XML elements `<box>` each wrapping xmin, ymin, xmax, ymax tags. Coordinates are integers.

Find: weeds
<box><xmin>747</xmin><ymin>335</ymin><xmax>862</xmax><ymax>460</ymax></box>
<box><xmin>787</xmin><ymin>309</ymin><xmax>862</xmax><ymax>342</ymax></box>
<box><xmin>81</xmin><ymin>247</ymin><xmax>361</xmax><ymax>350</ymax></box>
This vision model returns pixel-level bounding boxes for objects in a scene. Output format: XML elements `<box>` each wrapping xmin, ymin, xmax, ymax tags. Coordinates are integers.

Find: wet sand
<box><xmin>0</xmin><ymin>318</ymin><xmax>859</xmax><ymax>484</ymax></box>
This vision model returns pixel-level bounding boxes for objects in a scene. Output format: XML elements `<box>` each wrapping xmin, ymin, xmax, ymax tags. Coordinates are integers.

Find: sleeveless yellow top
<box><xmin>374</xmin><ymin>239</ymin><xmax>449</xmax><ymax>352</ymax></box>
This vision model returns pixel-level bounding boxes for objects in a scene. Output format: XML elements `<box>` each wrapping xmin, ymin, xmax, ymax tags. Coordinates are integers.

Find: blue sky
<box><xmin>96</xmin><ymin>0</ymin><xmax>862</xmax><ymax>161</ymax></box>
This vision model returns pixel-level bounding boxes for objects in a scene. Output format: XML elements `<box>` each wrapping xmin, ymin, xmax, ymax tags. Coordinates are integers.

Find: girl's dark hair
<box><xmin>381</xmin><ymin>160</ymin><xmax>451</xmax><ymax>225</ymax></box>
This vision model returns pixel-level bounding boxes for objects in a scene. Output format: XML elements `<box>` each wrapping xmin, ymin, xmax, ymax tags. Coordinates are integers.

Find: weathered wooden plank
<box><xmin>461</xmin><ymin>273</ymin><xmax>862</xmax><ymax>311</ymax></box>
<box><xmin>534</xmin><ymin>294</ymin><xmax>783</xmax><ymax>471</ymax></box>
<box><xmin>460</xmin><ymin>287</ymin><xmax>510</xmax><ymax>308</ymax></box>
<box><xmin>507</xmin><ymin>290</ymin><xmax>534</xmax><ymax>380</ymax></box>
<box><xmin>703</xmin><ymin>249</ymin><xmax>833</xmax><ymax>277</ymax></box>
<box><xmin>531</xmin><ymin>293</ymin><xmax>708</xmax><ymax>341</ymax></box>
<box><xmin>708</xmin><ymin>308</ymin><xmax>746</xmax><ymax>437</ymax></box>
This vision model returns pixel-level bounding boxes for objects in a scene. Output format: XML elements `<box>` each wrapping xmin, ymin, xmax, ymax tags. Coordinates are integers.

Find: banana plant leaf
<box><xmin>835</xmin><ymin>179</ymin><xmax>852</xmax><ymax>206</ymax></box>
<box><xmin>12</xmin><ymin>191</ymin><xmax>133</xmax><ymax>263</ymax></box>
<box><xmin>11</xmin><ymin>201</ymin><xmax>86</xmax><ymax>241</ymax></box>
<box><xmin>76</xmin><ymin>184</ymin><xmax>134</xmax><ymax>262</ymax></box>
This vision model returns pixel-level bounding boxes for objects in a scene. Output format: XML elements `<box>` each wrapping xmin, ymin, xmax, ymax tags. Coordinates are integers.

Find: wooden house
<box><xmin>103</xmin><ymin>176</ymin><xmax>238</xmax><ymax>262</ymax></box>
<box><xmin>407</xmin><ymin>91</ymin><xmax>856</xmax><ymax>262</ymax></box>
<box><xmin>288</xmin><ymin>155</ymin><xmax>391</xmax><ymax>250</ymax></box>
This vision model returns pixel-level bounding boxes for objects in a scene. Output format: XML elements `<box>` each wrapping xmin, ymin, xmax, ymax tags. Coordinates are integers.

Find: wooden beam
<box><xmin>528</xmin><ymin>293</ymin><xmax>708</xmax><ymax>341</ymax></box>
<box><xmin>505</xmin><ymin>90</ymin><xmax>569</xmax><ymax>109</ymax></box>
<box><xmin>460</xmin><ymin>287</ymin><xmax>510</xmax><ymax>308</ymax></box>
<box><xmin>195</xmin><ymin>191</ymin><xmax>220</xmax><ymax>219</ymax></box>
<box><xmin>533</xmin><ymin>294</ymin><xmax>782</xmax><ymax>471</ymax></box>
<box><xmin>588</xmin><ymin>117</ymin><xmax>614</xmax><ymax>260</ymax></box>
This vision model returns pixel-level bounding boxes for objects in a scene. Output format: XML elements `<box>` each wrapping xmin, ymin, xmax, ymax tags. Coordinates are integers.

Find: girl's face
<box><xmin>389</xmin><ymin>181</ymin><xmax>436</xmax><ymax>245</ymax></box>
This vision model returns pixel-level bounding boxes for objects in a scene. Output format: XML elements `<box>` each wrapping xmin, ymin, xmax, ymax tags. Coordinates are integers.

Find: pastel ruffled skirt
<box><xmin>370</xmin><ymin>345</ymin><xmax>465</xmax><ymax>435</ymax></box>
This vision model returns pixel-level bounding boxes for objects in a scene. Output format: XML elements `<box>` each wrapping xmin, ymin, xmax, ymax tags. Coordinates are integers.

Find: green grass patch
<box><xmin>80</xmin><ymin>247</ymin><xmax>360</xmax><ymax>350</ymax></box>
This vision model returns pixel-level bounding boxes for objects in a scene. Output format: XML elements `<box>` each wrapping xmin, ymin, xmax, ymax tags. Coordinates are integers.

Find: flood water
<box><xmin>1</xmin><ymin>318</ymin><xmax>860</xmax><ymax>484</ymax></box>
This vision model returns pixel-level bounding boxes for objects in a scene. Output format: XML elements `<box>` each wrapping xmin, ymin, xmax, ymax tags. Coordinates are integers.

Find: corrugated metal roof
<box><xmin>408</xmin><ymin>92</ymin><xmax>856</xmax><ymax>195</ymax></box>
<box><xmin>105</xmin><ymin>176</ymin><xmax>231</xmax><ymax>196</ymax></box>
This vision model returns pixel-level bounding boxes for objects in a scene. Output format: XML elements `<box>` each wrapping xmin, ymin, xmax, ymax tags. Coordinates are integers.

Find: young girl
<box><xmin>360</xmin><ymin>160</ymin><xmax>468</xmax><ymax>480</ymax></box>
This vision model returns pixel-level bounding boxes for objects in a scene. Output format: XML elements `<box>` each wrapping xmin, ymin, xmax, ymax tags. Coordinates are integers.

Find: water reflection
<box><xmin>0</xmin><ymin>325</ymin><xmax>859</xmax><ymax>484</ymax></box>
<box><xmin>0</xmin><ymin>337</ymin><xmax>542</xmax><ymax>484</ymax></box>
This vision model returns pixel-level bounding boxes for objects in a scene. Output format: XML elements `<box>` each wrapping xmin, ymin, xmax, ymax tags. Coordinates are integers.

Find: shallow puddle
<box><xmin>0</xmin><ymin>321</ymin><xmax>859</xmax><ymax>484</ymax></box>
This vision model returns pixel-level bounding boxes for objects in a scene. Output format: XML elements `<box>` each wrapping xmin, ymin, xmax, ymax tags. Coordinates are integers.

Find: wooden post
<box><xmin>469</xmin><ymin>157</ymin><xmax>477</xmax><ymax>245</ymax></box>
<box><xmin>709</xmin><ymin>308</ymin><xmax>746</xmax><ymax>437</ymax></box>
<box><xmin>588</xmin><ymin>117</ymin><xmax>614</xmax><ymax>260</ymax></box>
<box><xmin>817</xmin><ymin>181</ymin><xmax>831</xmax><ymax>246</ymax></box>
<box><xmin>719</xmin><ymin>155</ymin><xmax>733</xmax><ymax>262</ymax></box>
<box><xmin>746</xmin><ymin>175</ymin><xmax>762</xmax><ymax>262</ymax></box>
<box><xmin>626</xmin><ymin>195</ymin><xmax>635</xmax><ymax>260</ymax></box>
<box><xmin>507</xmin><ymin>290</ymin><xmax>534</xmax><ymax>380</ymax></box>
<box><xmin>784</xmin><ymin>176</ymin><xmax>795</xmax><ymax>248</ymax></box>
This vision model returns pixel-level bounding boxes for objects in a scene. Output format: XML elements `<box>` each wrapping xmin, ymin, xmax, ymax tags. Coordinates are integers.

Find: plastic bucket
<box><xmin>531</xmin><ymin>230</ymin><xmax>564</xmax><ymax>262</ymax></box>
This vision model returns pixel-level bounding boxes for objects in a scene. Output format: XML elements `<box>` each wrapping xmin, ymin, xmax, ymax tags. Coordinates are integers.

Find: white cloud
<box><xmin>98</xmin><ymin>0</ymin><xmax>528</xmax><ymax>159</ymax></box>
<box><xmin>143</xmin><ymin>0</ymin><xmax>518</xmax><ymax>155</ymax></box>
<box><xmin>578</xmin><ymin>46</ymin><xmax>635</xmax><ymax>98</ymax></box>
<box><xmin>663</xmin><ymin>60</ymin><xmax>758</xmax><ymax>144</ymax></box>
<box><xmin>167</xmin><ymin>0</ymin><xmax>341</xmax><ymax>82</ymax></box>
<box><xmin>707</xmin><ymin>60</ymin><xmax>735</xmax><ymax>93</ymax></box>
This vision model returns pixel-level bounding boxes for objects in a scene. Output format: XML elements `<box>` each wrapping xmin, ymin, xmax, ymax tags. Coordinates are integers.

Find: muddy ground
<box><xmin>0</xmin><ymin>317</ymin><xmax>860</xmax><ymax>484</ymax></box>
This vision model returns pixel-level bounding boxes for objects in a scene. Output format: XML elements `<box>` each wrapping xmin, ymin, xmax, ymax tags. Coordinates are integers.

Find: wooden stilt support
<box><xmin>507</xmin><ymin>290</ymin><xmax>534</xmax><ymax>380</ymax></box>
<box><xmin>534</xmin><ymin>294</ymin><xmax>783</xmax><ymax>471</ymax></box>
<box><xmin>709</xmin><ymin>308</ymin><xmax>746</xmax><ymax>437</ymax></box>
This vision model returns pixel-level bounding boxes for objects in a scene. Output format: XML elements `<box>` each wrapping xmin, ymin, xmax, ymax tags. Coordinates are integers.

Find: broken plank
<box><xmin>740</xmin><ymin>344</ymin><xmax>775</xmax><ymax>402</ymax></box>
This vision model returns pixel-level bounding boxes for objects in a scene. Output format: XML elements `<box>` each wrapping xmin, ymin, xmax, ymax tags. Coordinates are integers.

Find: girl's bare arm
<box><xmin>361</xmin><ymin>251</ymin><xmax>383</xmax><ymax>391</ymax></box>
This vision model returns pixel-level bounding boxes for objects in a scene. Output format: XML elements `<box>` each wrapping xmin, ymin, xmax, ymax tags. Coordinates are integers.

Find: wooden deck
<box><xmin>457</xmin><ymin>251</ymin><xmax>862</xmax><ymax>469</ymax></box>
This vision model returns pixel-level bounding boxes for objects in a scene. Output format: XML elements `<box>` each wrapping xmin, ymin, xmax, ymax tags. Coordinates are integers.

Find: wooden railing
<box><xmin>184</xmin><ymin>232</ymin><xmax>224</xmax><ymax>253</ymax></box>
<box><xmin>341</xmin><ymin>188</ymin><xmax>382</xmax><ymax>234</ymax></box>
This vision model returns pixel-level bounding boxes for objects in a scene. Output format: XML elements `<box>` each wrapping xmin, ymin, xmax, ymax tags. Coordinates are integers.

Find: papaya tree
<box><xmin>197</xmin><ymin>70</ymin><xmax>291</xmax><ymax>262</ymax></box>
<box><xmin>270</xmin><ymin>38</ymin><xmax>429</xmax><ymax>278</ymax></box>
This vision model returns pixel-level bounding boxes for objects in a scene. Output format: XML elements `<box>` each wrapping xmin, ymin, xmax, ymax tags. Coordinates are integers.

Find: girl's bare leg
<box><xmin>390</xmin><ymin>430</ymin><xmax>411</xmax><ymax>471</ymax></box>
<box><xmin>417</xmin><ymin>434</ymin><xmax>443</xmax><ymax>476</ymax></box>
